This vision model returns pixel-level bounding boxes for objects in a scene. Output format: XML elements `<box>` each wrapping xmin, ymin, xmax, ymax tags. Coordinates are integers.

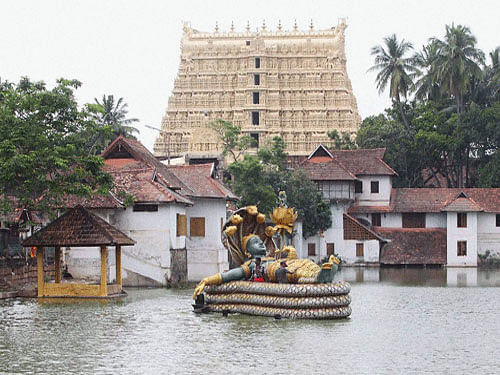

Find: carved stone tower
<box><xmin>154</xmin><ymin>20</ymin><xmax>361</xmax><ymax>159</ymax></box>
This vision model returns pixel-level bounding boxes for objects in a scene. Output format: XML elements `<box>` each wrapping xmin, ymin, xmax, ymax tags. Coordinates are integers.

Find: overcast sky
<box><xmin>1</xmin><ymin>0</ymin><xmax>498</xmax><ymax>151</ymax></box>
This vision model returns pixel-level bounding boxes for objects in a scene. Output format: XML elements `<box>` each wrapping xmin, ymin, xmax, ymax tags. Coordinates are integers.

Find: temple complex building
<box><xmin>153</xmin><ymin>20</ymin><xmax>361</xmax><ymax>161</ymax></box>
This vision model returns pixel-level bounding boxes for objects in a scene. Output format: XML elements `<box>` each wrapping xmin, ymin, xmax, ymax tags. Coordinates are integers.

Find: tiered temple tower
<box><xmin>154</xmin><ymin>20</ymin><xmax>361</xmax><ymax>159</ymax></box>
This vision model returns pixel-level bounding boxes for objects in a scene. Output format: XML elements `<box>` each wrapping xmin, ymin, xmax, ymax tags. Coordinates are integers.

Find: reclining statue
<box><xmin>193</xmin><ymin>198</ymin><xmax>340</xmax><ymax>299</ymax></box>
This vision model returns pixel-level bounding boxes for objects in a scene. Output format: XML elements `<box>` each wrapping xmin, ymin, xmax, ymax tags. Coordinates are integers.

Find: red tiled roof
<box><xmin>300</xmin><ymin>159</ymin><xmax>357</xmax><ymax>181</ymax></box>
<box><xmin>343</xmin><ymin>214</ymin><xmax>385</xmax><ymax>241</ymax></box>
<box><xmin>167</xmin><ymin>164</ymin><xmax>238</xmax><ymax>200</ymax></box>
<box><xmin>391</xmin><ymin>188</ymin><xmax>500</xmax><ymax>213</ymax></box>
<box><xmin>441</xmin><ymin>193</ymin><xmax>483</xmax><ymax>212</ymax></box>
<box><xmin>376</xmin><ymin>228</ymin><xmax>447</xmax><ymax>265</ymax></box>
<box><xmin>108</xmin><ymin>165</ymin><xmax>192</xmax><ymax>205</ymax></box>
<box><xmin>102</xmin><ymin>136</ymin><xmax>187</xmax><ymax>191</ymax></box>
<box><xmin>331</xmin><ymin>148</ymin><xmax>397</xmax><ymax>176</ymax></box>
<box><xmin>22</xmin><ymin>205</ymin><xmax>135</xmax><ymax>247</ymax></box>
<box><xmin>348</xmin><ymin>205</ymin><xmax>393</xmax><ymax>214</ymax></box>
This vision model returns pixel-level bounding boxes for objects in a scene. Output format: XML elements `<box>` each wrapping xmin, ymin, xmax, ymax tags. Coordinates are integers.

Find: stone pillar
<box><xmin>55</xmin><ymin>246</ymin><xmax>61</xmax><ymax>283</ymax></box>
<box><xmin>115</xmin><ymin>245</ymin><xmax>122</xmax><ymax>288</ymax></box>
<box><xmin>100</xmin><ymin>246</ymin><xmax>107</xmax><ymax>296</ymax></box>
<box><xmin>36</xmin><ymin>247</ymin><xmax>44</xmax><ymax>297</ymax></box>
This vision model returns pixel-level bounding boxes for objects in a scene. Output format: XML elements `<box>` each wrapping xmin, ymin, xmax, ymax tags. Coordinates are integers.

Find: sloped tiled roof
<box><xmin>102</xmin><ymin>136</ymin><xmax>187</xmax><ymax>190</ymax></box>
<box><xmin>391</xmin><ymin>188</ymin><xmax>500</xmax><ymax>213</ymax></box>
<box><xmin>22</xmin><ymin>205</ymin><xmax>135</xmax><ymax>247</ymax></box>
<box><xmin>348</xmin><ymin>205</ymin><xmax>393</xmax><ymax>214</ymax></box>
<box><xmin>349</xmin><ymin>188</ymin><xmax>500</xmax><ymax>213</ymax></box>
<box><xmin>300</xmin><ymin>159</ymin><xmax>357</xmax><ymax>181</ymax></box>
<box><xmin>331</xmin><ymin>148</ymin><xmax>397</xmax><ymax>176</ymax></box>
<box><xmin>376</xmin><ymin>228</ymin><xmax>446</xmax><ymax>265</ymax></box>
<box><xmin>441</xmin><ymin>193</ymin><xmax>483</xmax><ymax>212</ymax></box>
<box><xmin>167</xmin><ymin>163</ymin><xmax>238</xmax><ymax>200</ymax></box>
<box><xmin>343</xmin><ymin>214</ymin><xmax>385</xmax><ymax>241</ymax></box>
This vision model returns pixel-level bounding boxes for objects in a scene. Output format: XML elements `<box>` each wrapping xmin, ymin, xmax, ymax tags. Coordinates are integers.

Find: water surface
<box><xmin>1</xmin><ymin>268</ymin><xmax>499</xmax><ymax>374</ymax></box>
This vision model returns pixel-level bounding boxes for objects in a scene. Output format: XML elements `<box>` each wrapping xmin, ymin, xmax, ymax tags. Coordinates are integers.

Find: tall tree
<box><xmin>93</xmin><ymin>94</ymin><xmax>139</xmax><ymax>139</ymax></box>
<box><xmin>0</xmin><ymin>78</ymin><xmax>113</xmax><ymax>213</ymax></box>
<box><xmin>368</xmin><ymin>34</ymin><xmax>418</xmax><ymax>131</ymax></box>
<box><xmin>413</xmin><ymin>40</ymin><xmax>442</xmax><ymax>102</ymax></box>
<box><xmin>430</xmin><ymin>24</ymin><xmax>485</xmax><ymax>116</ymax></box>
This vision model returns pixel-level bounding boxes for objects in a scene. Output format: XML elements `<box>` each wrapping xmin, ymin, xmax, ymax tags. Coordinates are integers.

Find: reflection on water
<box><xmin>337</xmin><ymin>266</ymin><xmax>500</xmax><ymax>287</ymax></box>
<box><xmin>0</xmin><ymin>268</ymin><xmax>499</xmax><ymax>374</ymax></box>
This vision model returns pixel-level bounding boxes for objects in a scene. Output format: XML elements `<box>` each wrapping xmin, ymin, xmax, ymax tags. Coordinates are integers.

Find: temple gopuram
<box><xmin>154</xmin><ymin>20</ymin><xmax>361</xmax><ymax>162</ymax></box>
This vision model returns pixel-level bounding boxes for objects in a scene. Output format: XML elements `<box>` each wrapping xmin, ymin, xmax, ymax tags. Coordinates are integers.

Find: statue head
<box><xmin>242</xmin><ymin>234</ymin><xmax>267</xmax><ymax>258</ymax></box>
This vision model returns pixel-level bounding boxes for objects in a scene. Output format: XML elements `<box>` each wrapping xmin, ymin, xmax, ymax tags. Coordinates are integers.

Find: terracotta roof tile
<box><xmin>22</xmin><ymin>205</ymin><xmax>135</xmax><ymax>247</ymax></box>
<box><xmin>376</xmin><ymin>228</ymin><xmax>446</xmax><ymax>265</ymax></box>
<box><xmin>300</xmin><ymin>159</ymin><xmax>357</xmax><ymax>181</ymax></box>
<box><xmin>343</xmin><ymin>214</ymin><xmax>385</xmax><ymax>241</ymax></box>
<box><xmin>348</xmin><ymin>205</ymin><xmax>393</xmax><ymax>214</ymax></box>
<box><xmin>167</xmin><ymin>164</ymin><xmax>238</xmax><ymax>200</ymax></box>
<box><xmin>331</xmin><ymin>148</ymin><xmax>397</xmax><ymax>176</ymax></box>
<box><xmin>391</xmin><ymin>188</ymin><xmax>500</xmax><ymax>213</ymax></box>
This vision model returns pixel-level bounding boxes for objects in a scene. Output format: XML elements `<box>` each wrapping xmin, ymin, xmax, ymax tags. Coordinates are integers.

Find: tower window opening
<box><xmin>251</xmin><ymin>111</ymin><xmax>259</xmax><ymax>125</ymax></box>
<box><xmin>254</xmin><ymin>74</ymin><xmax>260</xmax><ymax>85</ymax></box>
<box><xmin>253</xmin><ymin>92</ymin><xmax>260</xmax><ymax>104</ymax></box>
<box><xmin>255</xmin><ymin>57</ymin><xmax>260</xmax><ymax>68</ymax></box>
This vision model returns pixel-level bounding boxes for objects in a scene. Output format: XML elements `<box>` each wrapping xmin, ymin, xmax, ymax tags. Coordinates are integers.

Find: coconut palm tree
<box><xmin>430</xmin><ymin>24</ymin><xmax>485</xmax><ymax>116</ymax></box>
<box><xmin>94</xmin><ymin>95</ymin><xmax>139</xmax><ymax>139</ymax></box>
<box><xmin>368</xmin><ymin>34</ymin><xmax>418</xmax><ymax>131</ymax></box>
<box><xmin>413</xmin><ymin>40</ymin><xmax>441</xmax><ymax>102</ymax></box>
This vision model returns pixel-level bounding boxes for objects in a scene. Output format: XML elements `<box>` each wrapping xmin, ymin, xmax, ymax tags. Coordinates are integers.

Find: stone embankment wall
<box><xmin>0</xmin><ymin>258</ymin><xmax>55</xmax><ymax>288</ymax></box>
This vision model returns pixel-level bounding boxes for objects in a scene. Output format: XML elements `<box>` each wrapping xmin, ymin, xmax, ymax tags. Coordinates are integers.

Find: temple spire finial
<box><xmin>215</xmin><ymin>21</ymin><xmax>219</xmax><ymax>33</ymax></box>
<box><xmin>293</xmin><ymin>19</ymin><xmax>298</xmax><ymax>31</ymax></box>
<box><xmin>310</xmin><ymin>19</ymin><xmax>314</xmax><ymax>31</ymax></box>
<box><xmin>246</xmin><ymin>21</ymin><xmax>250</xmax><ymax>32</ymax></box>
<box><xmin>278</xmin><ymin>20</ymin><xmax>282</xmax><ymax>31</ymax></box>
<box><xmin>230</xmin><ymin>21</ymin><xmax>235</xmax><ymax>32</ymax></box>
<box><xmin>262</xmin><ymin>20</ymin><xmax>266</xmax><ymax>32</ymax></box>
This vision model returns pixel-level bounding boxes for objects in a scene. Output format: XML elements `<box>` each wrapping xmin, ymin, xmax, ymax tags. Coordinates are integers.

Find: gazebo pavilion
<box><xmin>22</xmin><ymin>205</ymin><xmax>135</xmax><ymax>298</ymax></box>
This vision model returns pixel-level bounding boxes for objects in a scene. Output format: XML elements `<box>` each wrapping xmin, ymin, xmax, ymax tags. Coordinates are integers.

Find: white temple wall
<box><xmin>446</xmin><ymin>212</ymin><xmax>477</xmax><ymax>267</ymax></box>
<box><xmin>186</xmin><ymin>198</ymin><xmax>229</xmax><ymax>281</ymax></box>
<box><xmin>355</xmin><ymin>175</ymin><xmax>391</xmax><ymax>206</ymax></box>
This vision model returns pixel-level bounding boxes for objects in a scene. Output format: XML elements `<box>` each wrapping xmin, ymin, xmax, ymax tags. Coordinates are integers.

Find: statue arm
<box><xmin>193</xmin><ymin>264</ymin><xmax>251</xmax><ymax>299</ymax></box>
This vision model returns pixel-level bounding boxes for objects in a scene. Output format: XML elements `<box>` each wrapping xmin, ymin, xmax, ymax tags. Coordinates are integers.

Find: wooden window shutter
<box><xmin>176</xmin><ymin>214</ymin><xmax>187</xmax><ymax>236</ymax></box>
<box><xmin>356</xmin><ymin>243</ymin><xmax>364</xmax><ymax>257</ymax></box>
<box><xmin>190</xmin><ymin>217</ymin><xmax>205</xmax><ymax>237</ymax></box>
<box><xmin>308</xmin><ymin>243</ymin><xmax>316</xmax><ymax>256</ymax></box>
<box><xmin>327</xmin><ymin>243</ymin><xmax>335</xmax><ymax>256</ymax></box>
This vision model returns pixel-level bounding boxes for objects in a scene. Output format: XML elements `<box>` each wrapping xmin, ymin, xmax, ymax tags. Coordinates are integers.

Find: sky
<box><xmin>1</xmin><ymin>0</ymin><xmax>498</xmax><ymax>151</ymax></box>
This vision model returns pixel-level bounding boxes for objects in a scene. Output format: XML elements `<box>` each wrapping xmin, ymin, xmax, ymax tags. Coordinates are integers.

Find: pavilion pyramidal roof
<box><xmin>22</xmin><ymin>205</ymin><xmax>135</xmax><ymax>248</ymax></box>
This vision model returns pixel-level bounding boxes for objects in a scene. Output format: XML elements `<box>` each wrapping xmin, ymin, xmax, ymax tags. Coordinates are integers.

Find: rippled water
<box><xmin>1</xmin><ymin>268</ymin><xmax>499</xmax><ymax>374</ymax></box>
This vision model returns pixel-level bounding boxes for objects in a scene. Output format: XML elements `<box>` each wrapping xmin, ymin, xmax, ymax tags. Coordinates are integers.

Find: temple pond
<box><xmin>1</xmin><ymin>267</ymin><xmax>499</xmax><ymax>374</ymax></box>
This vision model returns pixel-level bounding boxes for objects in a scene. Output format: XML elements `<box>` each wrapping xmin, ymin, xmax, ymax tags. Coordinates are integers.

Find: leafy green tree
<box><xmin>327</xmin><ymin>130</ymin><xmax>357</xmax><ymax>150</ymax></box>
<box><xmin>210</xmin><ymin>119</ymin><xmax>255</xmax><ymax>162</ymax></box>
<box><xmin>0</xmin><ymin>78</ymin><xmax>113</xmax><ymax>213</ymax></box>
<box><xmin>368</xmin><ymin>34</ymin><xmax>418</xmax><ymax>131</ymax></box>
<box><xmin>225</xmin><ymin>132</ymin><xmax>331</xmax><ymax>238</ymax></box>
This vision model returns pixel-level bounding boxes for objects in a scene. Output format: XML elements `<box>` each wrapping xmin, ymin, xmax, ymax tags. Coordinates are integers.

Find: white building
<box><xmin>65</xmin><ymin>136</ymin><xmax>236</xmax><ymax>286</ymax></box>
<box><xmin>296</xmin><ymin>145</ymin><xmax>500</xmax><ymax>267</ymax></box>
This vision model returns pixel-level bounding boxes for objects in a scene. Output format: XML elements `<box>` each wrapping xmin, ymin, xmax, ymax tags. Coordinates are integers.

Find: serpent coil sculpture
<box><xmin>193</xmin><ymin>193</ymin><xmax>352</xmax><ymax>319</ymax></box>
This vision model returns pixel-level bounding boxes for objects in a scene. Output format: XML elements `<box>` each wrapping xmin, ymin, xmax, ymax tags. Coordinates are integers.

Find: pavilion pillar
<box><xmin>55</xmin><ymin>246</ymin><xmax>61</xmax><ymax>283</ymax></box>
<box><xmin>100</xmin><ymin>246</ymin><xmax>108</xmax><ymax>297</ymax></box>
<box><xmin>36</xmin><ymin>247</ymin><xmax>44</xmax><ymax>297</ymax></box>
<box><xmin>115</xmin><ymin>245</ymin><xmax>122</xmax><ymax>288</ymax></box>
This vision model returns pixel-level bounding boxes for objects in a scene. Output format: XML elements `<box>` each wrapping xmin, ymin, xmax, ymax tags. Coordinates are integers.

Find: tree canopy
<box><xmin>0</xmin><ymin>78</ymin><xmax>113</xmax><ymax>213</ymax></box>
<box><xmin>224</xmin><ymin>135</ymin><xmax>332</xmax><ymax>238</ymax></box>
<box><xmin>364</xmin><ymin>24</ymin><xmax>499</xmax><ymax>188</ymax></box>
